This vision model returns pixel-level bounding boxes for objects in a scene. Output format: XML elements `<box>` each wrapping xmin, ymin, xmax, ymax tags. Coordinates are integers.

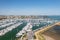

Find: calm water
<box><xmin>32</xmin><ymin>16</ymin><xmax>60</xmax><ymax>30</ymax></box>
<box><xmin>32</xmin><ymin>22</ymin><xmax>50</xmax><ymax>30</ymax></box>
<box><xmin>0</xmin><ymin>23</ymin><xmax>27</xmax><ymax>40</ymax></box>
<box><xmin>0</xmin><ymin>16</ymin><xmax>60</xmax><ymax>40</ymax></box>
<box><xmin>48</xmin><ymin>16</ymin><xmax>60</xmax><ymax>20</ymax></box>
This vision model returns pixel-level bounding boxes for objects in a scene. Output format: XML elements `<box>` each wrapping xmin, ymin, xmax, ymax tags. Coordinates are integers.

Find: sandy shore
<box><xmin>43</xmin><ymin>30</ymin><xmax>60</xmax><ymax>40</ymax></box>
<box><xmin>43</xmin><ymin>34</ymin><xmax>55</xmax><ymax>40</ymax></box>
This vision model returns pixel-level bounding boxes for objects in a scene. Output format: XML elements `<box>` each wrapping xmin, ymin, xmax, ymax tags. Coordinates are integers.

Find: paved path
<box><xmin>34</xmin><ymin>22</ymin><xmax>60</xmax><ymax>40</ymax></box>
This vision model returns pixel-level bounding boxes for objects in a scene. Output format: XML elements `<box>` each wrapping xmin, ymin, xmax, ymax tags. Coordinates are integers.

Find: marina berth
<box><xmin>0</xmin><ymin>19</ymin><xmax>18</xmax><ymax>25</ymax></box>
<box><xmin>0</xmin><ymin>16</ymin><xmax>59</xmax><ymax>40</ymax></box>
<box><xmin>16</xmin><ymin>23</ymin><xmax>33</xmax><ymax>37</ymax></box>
<box><xmin>0</xmin><ymin>22</ymin><xmax>22</xmax><ymax>36</ymax></box>
<box><xmin>16</xmin><ymin>31</ymin><xmax>24</xmax><ymax>37</ymax></box>
<box><xmin>0</xmin><ymin>22</ymin><xmax>14</xmax><ymax>28</ymax></box>
<box><xmin>0</xmin><ymin>19</ymin><xmax>13</xmax><ymax>26</ymax></box>
<box><xmin>0</xmin><ymin>20</ymin><xmax>20</xmax><ymax>30</ymax></box>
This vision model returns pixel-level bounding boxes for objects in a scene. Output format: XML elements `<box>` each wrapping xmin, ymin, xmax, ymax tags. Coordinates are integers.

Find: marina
<box><xmin>0</xmin><ymin>16</ymin><xmax>60</xmax><ymax>40</ymax></box>
<box><xmin>0</xmin><ymin>0</ymin><xmax>60</xmax><ymax>40</ymax></box>
<box><xmin>16</xmin><ymin>23</ymin><xmax>32</xmax><ymax>38</ymax></box>
<box><xmin>0</xmin><ymin>21</ymin><xmax>27</xmax><ymax>40</ymax></box>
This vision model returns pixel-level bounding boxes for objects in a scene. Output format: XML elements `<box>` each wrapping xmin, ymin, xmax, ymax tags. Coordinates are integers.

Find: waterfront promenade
<box><xmin>34</xmin><ymin>22</ymin><xmax>60</xmax><ymax>40</ymax></box>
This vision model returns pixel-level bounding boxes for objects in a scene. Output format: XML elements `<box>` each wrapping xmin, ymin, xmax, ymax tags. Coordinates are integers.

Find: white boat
<box><xmin>0</xmin><ymin>22</ymin><xmax>22</xmax><ymax>36</ymax></box>
<box><xmin>16</xmin><ymin>23</ymin><xmax>33</xmax><ymax>37</ymax></box>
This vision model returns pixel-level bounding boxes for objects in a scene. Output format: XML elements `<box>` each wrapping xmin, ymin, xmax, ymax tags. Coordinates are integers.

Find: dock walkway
<box><xmin>34</xmin><ymin>22</ymin><xmax>60</xmax><ymax>40</ymax></box>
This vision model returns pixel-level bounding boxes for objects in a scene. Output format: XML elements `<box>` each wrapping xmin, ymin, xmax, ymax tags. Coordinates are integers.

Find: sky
<box><xmin>0</xmin><ymin>0</ymin><xmax>60</xmax><ymax>15</ymax></box>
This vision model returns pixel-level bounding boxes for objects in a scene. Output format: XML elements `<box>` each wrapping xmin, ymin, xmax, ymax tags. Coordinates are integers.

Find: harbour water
<box><xmin>48</xmin><ymin>16</ymin><xmax>60</xmax><ymax>20</ymax></box>
<box><xmin>0</xmin><ymin>23</ymin><xmax>27</xmax><ymax>40</ymax></box>
<box><xmin>32</xmin><ymin>22</ymin><xmax>50</xmax><ymax>30</ymax></box>
<box><xmin>32</xmin><ymin>16</ymin><xmax>60</xmax><ymax>30</ymax></box>
<box><xmin>0</xmin><ymin>16</ymin><xmax>60</xmax><ymax>40</ymax></box>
